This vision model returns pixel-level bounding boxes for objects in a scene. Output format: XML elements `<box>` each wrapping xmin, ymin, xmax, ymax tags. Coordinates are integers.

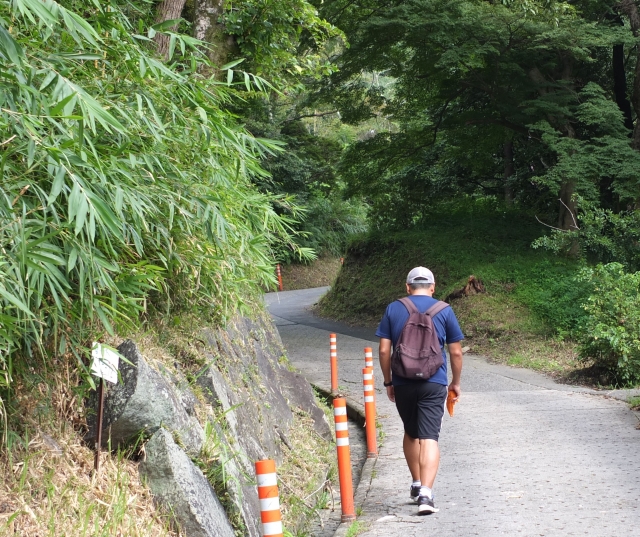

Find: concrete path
<box><xmin>266</xmin><ymin>288</ymin><xmax>640</xmax><ymax>537</ymax></box>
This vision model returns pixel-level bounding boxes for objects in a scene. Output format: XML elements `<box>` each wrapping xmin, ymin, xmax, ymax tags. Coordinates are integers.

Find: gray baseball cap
<box><xmin>406</xmin><ymin>266</ymin><xmax>435</xmax><ymax>284</ymax></box>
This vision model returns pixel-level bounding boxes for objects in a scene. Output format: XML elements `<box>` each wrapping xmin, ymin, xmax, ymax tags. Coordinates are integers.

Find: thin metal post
<box><xmin>94</xmin><ymin>378</ymin><xmax>105</xmax><ymax>473</ymax></box>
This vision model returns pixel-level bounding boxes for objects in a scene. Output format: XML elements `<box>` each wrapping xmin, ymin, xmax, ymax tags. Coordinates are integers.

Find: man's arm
<box><xmin>379</xmin><ymin>338</ymin><xmax>395</xmax><ymax>402</ymax></box>
<box><xmin>448</xmin><ymin>341</ymin><xmax>463</xmax><ymax>400</ymax></box>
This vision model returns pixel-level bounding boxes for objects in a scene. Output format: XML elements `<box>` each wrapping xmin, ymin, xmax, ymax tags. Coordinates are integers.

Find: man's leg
<box><xmin>403</xmin><ymin>434</ymin><xmax>440</xmax><ymax>487</ymax></box>
<box><xmin>403</xmin><ymin>433</ymin><xmax>420</xmax><ymax>481</ymax></box>
<box><xmin>419</xmin><ymin>438</ymin><xmax>440</xmax><ymax>487</ymax></box>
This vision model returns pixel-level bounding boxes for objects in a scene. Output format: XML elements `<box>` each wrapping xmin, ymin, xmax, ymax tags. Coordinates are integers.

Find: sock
<box><xmin>420</xmin><ymin>486</ymin><xmax>432</xmax><ymax>499</ymax></box>
<box><xmin>412</xmin><ymin>480</ymin><xmax>421</xmax><ymax>487</ymax></box>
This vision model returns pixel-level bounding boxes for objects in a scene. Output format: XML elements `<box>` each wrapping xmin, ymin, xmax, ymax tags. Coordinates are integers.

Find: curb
<box><xmin>313</xmin><ymin>384</ymin><xmax>379</xmax><ymax>537</ymax></box>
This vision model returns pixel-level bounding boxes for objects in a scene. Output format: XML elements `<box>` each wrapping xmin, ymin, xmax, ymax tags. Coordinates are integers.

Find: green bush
<box><xmin>511</xmin><ymin>260</ymin><xmax>591</xmax><ymax>338</ymax></box>
<box><xmin>577</xmin><ymin>263</ymin><xmax>640</xmax><ymax>385</ymax></box>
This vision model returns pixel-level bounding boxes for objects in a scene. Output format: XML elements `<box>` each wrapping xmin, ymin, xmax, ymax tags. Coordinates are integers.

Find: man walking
<box><xmin>376</xmin><ymin>267</ymin><xmax>464</xmax><ymax>515</ymax></box>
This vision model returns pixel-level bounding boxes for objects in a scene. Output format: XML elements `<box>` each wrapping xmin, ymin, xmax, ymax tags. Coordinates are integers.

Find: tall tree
<box><xmin>154</xmin><ymin>0</ymin><xmax>187</xmax><ymax>58</ymax></box>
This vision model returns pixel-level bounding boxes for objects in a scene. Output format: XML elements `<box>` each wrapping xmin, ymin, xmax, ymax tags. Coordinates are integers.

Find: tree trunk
<box><xmin>195</xmin><ymin>0</ymin><xmax>238</xmax><ymax>69</ymax></box>
<box><xmin>154</xmin><ymin>0</ymin><xmax>187</xmax><ymax>59</ymax></box>
<box><xmin>557</xmin><ymin>58</ymin><xmax>579</xmax><ymax>240</ymax></box>
<box><xmin>613</xmin><ymin>44</ymin><xmax>634</xmax><ymax>132</ymax></box>
<box><xmin>503</xmin><ymin>139</ymin><xmax>515</xmax><ymax>205</ymax></box>
<box><xmin>618</xmin><ymin>0</ymin><xmax>640</xmax><ymax>148</ymax></box>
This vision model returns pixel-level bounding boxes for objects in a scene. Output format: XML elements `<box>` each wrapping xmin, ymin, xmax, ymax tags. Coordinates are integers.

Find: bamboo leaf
<box><xmin>169</xmin><ymin>34</ymin><xmax>177</xmax><ymax>60</ymax></box>
<box><xmin>221</xmin><ymin>58</ymin><xmax>245</xmax><ymax>70</ymax></box>
<box><xmin>74</xmin><ymin>194</ymin><xmax>88</xmax><ymax>235</ymax></box>
<box><xmin>67</xmin><ymin>248</ymin><xmax>78</xmax><ymax>273</ymax></box>
<box><xmin>0</xmin><ymin>286</ymin><xmax>33</xmax><ymax>317</ymax></box>
<box><xmin>0</xmin><ymin>25</ymin><xmax>24</xmax><ymax>65</ymax></box>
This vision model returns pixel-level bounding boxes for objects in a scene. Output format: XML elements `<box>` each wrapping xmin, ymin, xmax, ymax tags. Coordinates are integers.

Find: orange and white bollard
<box><xmin>362</xmin><ymin>367</ymin><xmax>378</xmax><ymax>458</ymax></box>
<box><xmin>330</xmin><ymin>333</ymin><xmax>338</xmax><ymax>393</ymax></box>
<box><xmin>340</xmin><ymin>257</ymin><xmax>344</xmax><ymax>265</ymax></box>
<box><xmin>276</xmin><ymin>264</ymin><xmax>283</xmax><ymax>292</ymax></box>
<box><xmin>333</xmin><ymin>398</ymin><xmax>356</xmax><ymax>522</ymax></box>
<box><xmin>255</xmin><ymin>459</ymin><xmax>283</xmax><ymax>537</ymax></box>
<box><xmin>364</xmin><ymin>347</ymin><xmax>373</xmax><ymax>369</ymax></box>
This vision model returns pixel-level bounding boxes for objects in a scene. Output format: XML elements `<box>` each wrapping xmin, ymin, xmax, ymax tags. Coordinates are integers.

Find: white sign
<box><xmin>91</xmin><ymin>342</ymin><xmax>120</xmax><ymax>384</ymax></box>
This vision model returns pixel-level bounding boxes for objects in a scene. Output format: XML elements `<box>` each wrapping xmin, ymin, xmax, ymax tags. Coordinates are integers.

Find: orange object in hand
<box><xmin>447</xmin><ymin>390</ymin><xmax>457</xmax><ymax>417</ymax></box>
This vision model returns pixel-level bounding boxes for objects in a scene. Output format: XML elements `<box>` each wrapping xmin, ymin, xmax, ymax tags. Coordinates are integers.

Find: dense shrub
<box><xmin>533</xmin><ymin>201</ymin><xmax>640</xmax><ymax>271</ymax></box>
<box><xmin>577</xmin><ymin>263</ymin><xmax>640</xmax><ymax>385</ymax></box>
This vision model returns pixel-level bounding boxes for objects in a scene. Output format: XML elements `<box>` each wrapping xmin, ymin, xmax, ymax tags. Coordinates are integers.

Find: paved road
<box><xmin>266</xmin><ymin>288</ymin><xmax>640</xmax><ymax>537</ymax></box>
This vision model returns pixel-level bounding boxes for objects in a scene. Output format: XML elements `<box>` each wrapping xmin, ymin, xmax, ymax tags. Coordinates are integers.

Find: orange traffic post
<box><xmin>333</xmin><ymin>398</ymin><xmax>356</xmax><ymax>522</ymax></box>
<box><xmin>330</xmin><ymin>333</ymin><xmax>338</xmax><ymax>393</ymax></box>
<box><xmin>362</xmin><ymin>367</ymin><xmax>378</xmax><ymax>458</ymax></box>
<box><xmin>276</xmin><ymin>264</ymin><xmax>283</xmax><ymax>291</ymax></box>
<box><xmin>364</xmin><ymin>347</ymin><xmax>373</xmax><ymax>369</ymax></box>
<box><xmin>255</xmin><ymin>459</ymin><xmax>283</xmax><ymax>537</ymax></box>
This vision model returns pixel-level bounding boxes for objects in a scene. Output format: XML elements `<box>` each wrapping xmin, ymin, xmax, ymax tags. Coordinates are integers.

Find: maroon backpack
<box><xmin>391</xmin><ymin>297</ymin><xmax>450</xmax><ymax>380</ymax></box>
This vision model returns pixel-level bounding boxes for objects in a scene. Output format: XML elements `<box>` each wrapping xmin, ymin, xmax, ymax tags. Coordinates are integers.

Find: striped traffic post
<box><xmin>330</xmin><ymin>333</ymin><xmax>338</xmax><ymax>393</ymax></box>
<box><xmin>276</xmin><ymin>264</ymin><xmax>283</xmax><ymax>291</ymax></box>
<box><xmin>362</xmin><ymin>367</ymin><xmax>378</xmax><ymax>458</ymax></box>
<box><xmin>255</xmin><ymin>459</ymin><xmax>283</xmax><ymax>537</ymax></box>
<box><xmin>364</xmin><ymin>347</ymin><xmax>373</xmax><ymax>369</ymax></box>
<box><xmin>333</xmin><ymin>398</ymin><xmax>356</xmax><ymax>522</ymax></box>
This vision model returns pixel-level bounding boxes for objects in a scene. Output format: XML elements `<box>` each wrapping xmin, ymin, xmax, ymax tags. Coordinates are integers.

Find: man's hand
<box><xmin>386</xmin><ymin>385</ymin><xmax>395</xmax><ymax>402</ymax></box>
<box><xmin>448</xmin><ymin>383</ymin><xmax>461</xmax><ymax>401</ymax></box>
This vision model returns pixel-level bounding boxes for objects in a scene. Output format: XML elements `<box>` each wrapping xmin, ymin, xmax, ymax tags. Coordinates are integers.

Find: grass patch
<box><xmin>452</xmin><ymin>293</ymin><xmax>581</xmax><ymax>379</ymax></box>
<box><xmin>345</xmin><ymin>520</ymin><xmax>367</xmax><ymax>537</ymax></box>
<box><xmin>628</xmin><ymin>396</ymin><xmax>640</xmax><ymax>410</ymax></box>
<box><xmin>278</xmin><ymin>406</ymin><xmax>337</xmax><ymax>536</ymax></box>
<box><xmin>0</xmin><ymin>374</ymin><xmax>174</xmax><ymax>537</ymax></box>
<box><xmin>279</xmin><ymin>257</ymin><xmax>343</xmax><ymax>291</ymax></box>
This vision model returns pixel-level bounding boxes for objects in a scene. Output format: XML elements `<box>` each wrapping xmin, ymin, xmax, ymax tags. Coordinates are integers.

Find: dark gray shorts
<box><xmin>394</xmin><ymin>382</ymin><xmax>447</xmax><ymax>440</ymax></box>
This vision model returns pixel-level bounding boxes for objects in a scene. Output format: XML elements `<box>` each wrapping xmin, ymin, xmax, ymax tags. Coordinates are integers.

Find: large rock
<box><xmin>86</xmin><ymin>340</ymin><xmax>204</xmax><ymax>455</ymax></box>
<box><xmin>277</xmin><ymin>368</ymin><xmax>332</xmax><ymax>441</ymax></box>
<box><xmin>196</xmin><ymin>315</ymin><xmax>301</xmax><ymax>537</ymax></box>
<box><xmin>139</xmin><ymin>428</ymin><xmax>236</xmax><ymax>537</ymax></box>
<box><xmin>199</xmin><ymin>317</ymin><xmax>295</xmax><ymax>466</ymax></box>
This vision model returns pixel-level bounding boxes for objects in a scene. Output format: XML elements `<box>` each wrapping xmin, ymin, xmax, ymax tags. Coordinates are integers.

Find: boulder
<box><xmin>86</xmin><ymin>340</ymin><xmax>204</xmax><ymax>456</ymax></box>
<box><xmin>140</xmin><ymin>429</ymin><xmax>236</xmax><ymax>537</ymax></box>
<box><xmin>277</xmin><ymin>368</ymin><xmax>332</xmax><ymax>440</ymax></box>
<box><xmin>199</xmin><ymin>320</ymin><xmax>294</xmax><ymax>466</ymax></box>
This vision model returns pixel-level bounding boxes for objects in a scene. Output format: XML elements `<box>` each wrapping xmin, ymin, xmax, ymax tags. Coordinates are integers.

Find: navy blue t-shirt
<box><xmin>375</xmin><ymin>295</ymin><xmax>464</xmax><ymax>386</ymax></box>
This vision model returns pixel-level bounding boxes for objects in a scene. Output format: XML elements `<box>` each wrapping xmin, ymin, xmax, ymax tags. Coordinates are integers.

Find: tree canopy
<box><xmin>314</xmin><ymin>0</ymin><xmax>640</xmax><ymax>236</ymax></box>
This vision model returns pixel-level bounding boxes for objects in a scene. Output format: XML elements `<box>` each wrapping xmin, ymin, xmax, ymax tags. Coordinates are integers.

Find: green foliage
<box><xmin>320</xmin><ymin>200</ymin><xmax>588</xmax><ymax>335</ymax></box>
<box><xmin>242</xmin><ymin>107</ymin><xmax>368</xmax><ymax>262</ymax></box>
<box><xmin>529</xmin><ymin>83</ymin><xmax>640</xmax><ymax>203</ymax></box>
<box><xmin>576</xmin><ymin>263</ymin><xmax>640</xmax><ymax>385</ymax></box>
<box><xmin>294</xmin><ymin>195</ymin><xmax>367</xmax><ymax>258</ymax></box>
<box><xmin>222</xmin><ymin>0</ymin><xmax>343</xmax><ymax>86</ymax></box>
<box><xmin>0</xmin><ymin>0</ymin><xmax>310</xmax><ymax>419</ymax></box>
<box><xmin>319</xmin><ymin>0</ymin><xmax>639</xmax><ymax>227</ymax></box>
<box><xmin>533</xmin><ymin>201</ymin><xmax>640</xmax><ymax>271</ymax></box>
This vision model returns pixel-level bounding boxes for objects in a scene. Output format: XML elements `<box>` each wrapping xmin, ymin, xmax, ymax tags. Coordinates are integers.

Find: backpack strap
<box><xmin>426</xmin><ymin>300</ymin><xmax>449</xmax><ymax>317</ymax></box>
<box><xmin>398</xmin><ymin>297</ymin><xmax>449</xmax><ymax>316</ymax></box>
<box><xmin>398</xmin><ymin>296</ymin><xmax>419</xmax><ymax>314</ymax></box>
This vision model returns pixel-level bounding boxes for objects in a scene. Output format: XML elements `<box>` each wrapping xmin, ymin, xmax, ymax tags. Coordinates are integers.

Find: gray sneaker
<box><xmin>410</xmin><ymin>484</ymin><xmax>421</xmax><ymax>503</ymax></box>
<box><xmin>417</xmin><ymin>495</ymin><xmax>438</xmax><ymax>515</ymax></box>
